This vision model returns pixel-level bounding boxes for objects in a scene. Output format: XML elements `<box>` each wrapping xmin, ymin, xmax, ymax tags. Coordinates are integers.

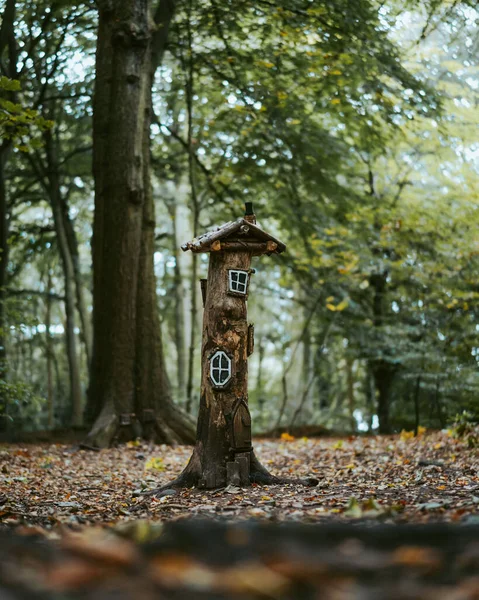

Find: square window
<box><xmin>229</xmin><ymin>270</ymin><xmax>249</xmax><ymax>295</ymax></box>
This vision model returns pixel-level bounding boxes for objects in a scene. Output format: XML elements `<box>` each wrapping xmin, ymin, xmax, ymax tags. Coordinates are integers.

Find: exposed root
<box><xmin>250</xmin><ymin>452</ymin><xmax>318</xmax><ymax>486</ymax></box>
<box><xmin>141</xmin><ymin>449</ymin><xmax>318</xmax><ymax>496</ymax></box>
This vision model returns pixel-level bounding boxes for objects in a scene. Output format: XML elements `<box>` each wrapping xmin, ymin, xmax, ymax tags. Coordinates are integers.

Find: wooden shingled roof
<box><xmin>181</xmin><ymin>217</ymin><xmax>286</xmax><ymax>255</ymax></box>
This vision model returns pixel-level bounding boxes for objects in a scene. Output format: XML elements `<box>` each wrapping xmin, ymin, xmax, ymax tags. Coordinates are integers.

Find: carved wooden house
<box><xmin>181</xmin><ymin>203</ymin><xmax>286</xmax><ymax>488</ymax></box>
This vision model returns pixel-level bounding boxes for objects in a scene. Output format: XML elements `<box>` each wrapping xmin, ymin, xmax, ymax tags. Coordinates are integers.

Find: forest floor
<box><xmin>1</xmin><ymin>429</ymin><xmax>478</xmax><ymax>528</ymax></box>
<box><xmin>1</xmin><ymin>431</ymin><xmax>479</xmax><ymax>599</ymax></box>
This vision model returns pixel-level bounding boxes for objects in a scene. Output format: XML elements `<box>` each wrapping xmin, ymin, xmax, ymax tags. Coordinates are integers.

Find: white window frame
<box><xmin>228</xmin><ymin>269</ymin><xmax>249</xmax><ymax>296</ymax></box>
<box><xmin>210</xmin><ymin>350</ymin><xmax>232</xmax><ymax>387</ymax></box>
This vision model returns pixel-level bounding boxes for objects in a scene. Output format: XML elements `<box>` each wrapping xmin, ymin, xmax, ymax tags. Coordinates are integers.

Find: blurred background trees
<box><xmin>0</xmin><ymin>0</ymin><xmax>477</xmax><ymax>437</ymax></box>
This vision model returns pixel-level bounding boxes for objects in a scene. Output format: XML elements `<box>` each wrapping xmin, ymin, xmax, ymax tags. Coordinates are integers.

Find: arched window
<box><xmin>210</xmin><ymin>351</ymin><xmax>232</xmax><ymax>387</ymax></box>
<box><xmin>228</xmin><ymin>270</ymin><xmax>249</xmax><ymax>295</ymax></box>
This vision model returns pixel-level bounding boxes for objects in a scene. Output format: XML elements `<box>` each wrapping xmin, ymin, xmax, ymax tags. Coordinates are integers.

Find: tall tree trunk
<box><xmin>171</xmin><ymin>203</ymin><xmax>186</xmax><ymax>403</ymax></box>
<box><xmin>369</xmin><ymin>271</ymin><xmax>396</xmax><ymax>433</ymax></box>
<box><xmin>0</xmin><ymin>0</ymin><xmax>16</xmax><ymax>418</ymax></box>
<box><xmin>346</xmin><ymin>357</ymin><xmax>355</xmax><ymax>433</ymax></box>
<box><xmin>372</xmin><ymin>359</ymin><xmax>395</xmax><ymax>434</ymax></box>
<box><xmin>413</xmin><ymin>374</ymin><xmax>421</xmax><ymax>436</ymax></box>
<box><xmin>85</xmin><ymin>0</ymin><xmax>194</xmax><ymax>447</ymax></box>
<box><xmin>45</xmin><ymin>269</ymin><xmax>54</xmax><ymax>429</ymax></box>
<box><xmin>0</xmin><ymin>149</ymin><xmax>10</xmax><ymax>401</ymax></box>
<box><xmin>186</xmin><ymin>249</ymin><xmax>198</xmax><ymax>412</ymax></box>
<box><xmin>256</xmin><ymin>332</ymin><xmax>265</xmax><ymax>425</ymax></box>
<box><xmin>42</xmin><ymin>131</ymin><xmax>83</xmax><ymax>426</ymax></box>
<box><xmin>60</xmin><ymin>198</ymin><xmax>92</xmax><ymax>368</ymax></box>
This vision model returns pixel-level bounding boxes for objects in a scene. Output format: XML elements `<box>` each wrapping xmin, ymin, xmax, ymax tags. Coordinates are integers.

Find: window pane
<box><xmin>238</xmin><ymin>272</ymin><xmax>247</xmax><ymax>284</ymax></box>
<box><xmin>212</xmin><ymin>369</ymin><xmax>220</xmax><ymax>383</ymax></box>
<box><xmin>219</xmin><ymin>370</ymin><xmax>229</xmax><ymax>383</ymax></box>
<box><xmin>212</xmin><ymin>356</ymin><xmax>220</xmax><ymax>368</ymax></box>
<box><xmin>231</xmin><ymin>272</ymin><xmax>238</xmax><ymax>282</ymax></box>
<box><xmin>221</xmin><ymin>356</ymin><xmax>228</xmax><ymax>368</ymax></box>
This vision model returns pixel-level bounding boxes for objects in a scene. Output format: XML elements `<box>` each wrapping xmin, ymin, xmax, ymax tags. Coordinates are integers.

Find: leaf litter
<box><xmin>1</xmin><ymin>430</ymin><xmax>478</xmax><ymax>529</ymax></box>
<box><xmin>1</xmin><ymin>430</ymin><xmax>479</xmax><ymax>599</ymax></box>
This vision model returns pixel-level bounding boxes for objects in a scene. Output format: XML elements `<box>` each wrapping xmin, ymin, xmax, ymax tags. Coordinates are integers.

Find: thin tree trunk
<box><xmin>43</xmin><ymin>130</ymin><xmax>83</xmax><ymax>427</ymax></box>
<box><xmin>301</xmin><ymin>311</ymin><xmax>311</xmax><ymax>415</ymax></box>
<box><xmin>372</xmin><ymin>360</ymin><xmax>395</xmax><ymax>434</ymax></box>
<box><xmin>0</xmin><ymin>0</ymin><xmax>17</xmax><ymax>418</ymax></box>
<box><xmin>171</xmin><ymin>202</ymin><xmax>186</xmax><ymax>403</ymax></box>
<box><xmin>413</xmin><ymin>374</ymin><xmax>421</xmax><ymax>436</ymax></box>
<box><xmin>346</xmin><ymin>357</ymin><xmax>355</xmax><ymax>432</ymax></box>
<box><xmin>370</xmin><ymin>271</ymin><xmax>396</xmax><ymax>433</ymax></box>
<box><xmin>434</xmin><ymin>377</ymin><xmax>444</xmax><ymax>428</ymax></box>
<box><xmin>0</xmin><ymin>149</ymin><xmax>10</xmax><ymax>403</ymax></box>
<box><xmin>184</xmin><ymin>12</ymin><xmax>199</xmax><ymax>414</ymax></box>
<box><xmin>45</xmin><ymin>268</ymin><xmax>54</xmax><ymax>429</ymax></box>
<box><xmin>186</xmin><ymin>250</ymin><xmax>198</xmax><ymax>413</ymax></box>
<box><xmin>256</xmin><ymin>332</ymin><xmax>265</xmax><ymax>424</ymax></box>
<box><xmin>61</xmin><ymin>199</ymin><xmax>92</xmax><ymax>367</ymax></box>
<box><xmin>367</xmin><ymin>364</ymin><xmax>376</xmax><ymax>431</ymax></box>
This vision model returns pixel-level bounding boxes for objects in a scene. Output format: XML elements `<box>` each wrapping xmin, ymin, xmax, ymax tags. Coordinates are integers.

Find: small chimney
<box><xmin>244</xmin><ymin>202</ymin><xmax>256</xmax><ymax>224</ymax></box>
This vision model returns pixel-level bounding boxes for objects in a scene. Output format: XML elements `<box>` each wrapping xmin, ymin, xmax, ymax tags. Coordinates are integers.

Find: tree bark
<box><xmin>85</xmin><ymin>0</ymin><xmax>194</xmax><ymax>447</ymax></box>
<box><xmin>369</xmin><ymin>271</ymin><xmax>396</xmax><ymax>433</ymax></box>
<box><xmin>171</xmin><ymin>203</ymin><xmax>186</xmax><ymax>403</ymax></box>
<box><xmin>147</xmin><ymin>248</ymin><xmax>317</xmax><ymax>492</ymax></box>
<box><xmin>0</xmin><ymin>0</ymin><xmax>17</xmax><ymax>418</ymax></box>
<box><xmin>372</xmin><ymin>359</ymin><xmax>395</xmax><ymax>434</ymax></box>
<box><xmin>0</xmin><ymin>148</ymin><xmax>10</xmax><ymax>400</ymax></box>
<box><xmin>45</xmin><ymin>268</ymin><xmax>54</xmax><ymax>430</ymax></box>
<box><xmin>43</xmin><ymin>130</ymin><xmax>83</xmax><ymax>427</ymax></box>
<box><xmin>346</xmin><ymin>357</ymin><xmax>355</xmax><ymax>432</ymax></box>
<box><xmin>60</xmin><ymin>195</ymin><xmax>92</xmax><ymax>368</ymax></box>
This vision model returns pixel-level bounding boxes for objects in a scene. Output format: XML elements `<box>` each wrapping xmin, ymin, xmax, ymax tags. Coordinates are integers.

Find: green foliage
<box><xmin>2</xmin><ymin>0</ymin><xmax>478</xmax><ymax>434</ymax></box>
<box><xmin>0</xmin><ymin>378</ymin><xmax>44</xmax><ymax>428</ymax></box>
<box><xmin>0</xmin><ymin>77</ymin><xmax>53</xmax><ymax>147</ymax></box>
<box><xmin>451</xmin><ymin>412</ymin><xmax>479</xmax><ymax>449</ymax></box>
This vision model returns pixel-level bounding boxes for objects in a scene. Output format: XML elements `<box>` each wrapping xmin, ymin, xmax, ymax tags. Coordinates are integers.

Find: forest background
<box><xmin>0</xmin><ymin>0</ymin><xmax>478</xmax><ymax>441</ymax></box>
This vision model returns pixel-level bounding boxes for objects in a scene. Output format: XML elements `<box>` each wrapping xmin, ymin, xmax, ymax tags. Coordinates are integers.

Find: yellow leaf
<box><xmin>257</xmin><ymin>60</ymin><xmax>274</xmax><ymax>68</ymax></box>
<box><xmin>332</xmin><ymin>440</ymin><xmax>344</xmax><ymax>449</ymax></box>
<box><xmin>280</xmin><ymin>432</ymin><xmax>295</xmax><ymax>442</ymax></box>
<box><xmin>400</xmin><ymin>430</ymin><xmax>414</xmax><ymax>440</ymax></box>
<box><xmin>326</xmin><ymin>296</ymin><xmax>335</xmax><ymax>302</ymax></box>
<box><xmin>327</xmin><ymin>299</ymin><xmax>348</xmax><ymax>312</ymax></box>
<box><xmin>329</xmin><ymin>69</ymin><xmax>342</xmax><ymax>75</ymax></box>
<box><xmin>331</xmin><ymin>98</ymin><xmax>341</xmax><ymax>105</ymax></box>
<box><xmin>127</xmin><ymin>440</ymin><xmax>140</xmax><ymax>448</ymax></box>
<box><xmin>145</xmin><ymin>457</ymin><xmax>165</xmax><ymax>471</ymax></box>
<box><xmin>335</xmin><ymin>299</ymin><xmax>349</xmax><ymax>312</ymax></box>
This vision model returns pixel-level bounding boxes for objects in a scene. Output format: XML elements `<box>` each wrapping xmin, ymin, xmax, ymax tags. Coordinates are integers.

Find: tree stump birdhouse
<box><xmin>180</xmin><ymin>203</ymin><xmax>286</xmax><ymax>489</ymax></box>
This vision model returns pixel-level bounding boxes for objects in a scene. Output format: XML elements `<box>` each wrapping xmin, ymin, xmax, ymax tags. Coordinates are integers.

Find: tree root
<box><xmin>140</xmin><ymin>449</ymin><xmax>319</xmax><ymax>496</ymax></box>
